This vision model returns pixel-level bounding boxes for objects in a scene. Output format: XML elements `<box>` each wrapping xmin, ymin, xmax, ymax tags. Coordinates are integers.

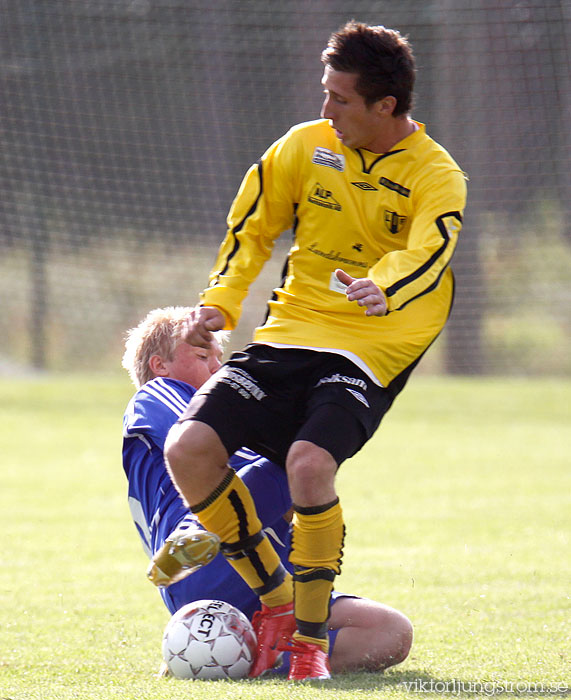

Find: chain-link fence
<box><xmin>1</xmin><ymin>0</ymin><xmax>570</xmax><ymax>374</ymax></box>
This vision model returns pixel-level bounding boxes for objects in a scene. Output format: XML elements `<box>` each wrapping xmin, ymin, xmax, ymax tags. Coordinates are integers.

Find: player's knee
<box><xmin>164</xmin><ymin>422</ymin><xmax>191</xmax><ymax>474</ymax></box>
<box><xmin>286</xmin><ymin>440</ymin><xmax>337</xmax><ymax>505</ymax></box>
<box><xmin>330</xmin><ymin>599</ymin><xmax>413</xmax><ymax>672</ymax></box>
<box><xmin>367</xmin><ymin>605</ymin><xmax>413</xmax><ymax>669</ymax></box>
<box><xmin>385</xmin><ymin>610</ymin><xmax>413</xmax><ymax>667</ymax></box>
<box><xmin>164</xmin><ymin>421</ymin><xmax>221</xmax><ymax>476</ymax></box>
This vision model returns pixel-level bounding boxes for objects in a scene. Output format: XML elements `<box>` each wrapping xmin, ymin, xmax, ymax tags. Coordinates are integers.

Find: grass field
<box><xmin>0</xmin><ymin>375</ymin><xmax>569</xmax><ymax>700</ymax></box>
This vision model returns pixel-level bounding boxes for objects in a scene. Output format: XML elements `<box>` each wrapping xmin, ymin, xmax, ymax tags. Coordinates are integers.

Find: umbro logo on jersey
<box><xmin>312</xmin><ymin>147</ymin><xmax>345</xmax><ymax>172</ymax></box>
<box><xmin>384</xmin><ymin>209</ymin><xmax>407</xmax><ymax>234</ymax></box>
<box><xmin>308</xmin><ymin>183</ymin><xmax>342</xmax><ymax>211</ymax></box>
<box><xmin>351</xmin><ymin>181</ymin><xmax>378</xmax><ymax>191</ymax></box>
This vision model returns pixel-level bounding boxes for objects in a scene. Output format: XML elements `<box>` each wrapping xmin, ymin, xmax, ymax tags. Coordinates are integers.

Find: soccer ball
<box><xmin>162</xmin><ymin>599</ymin><xmax>257</xmax><ymax>680</ymax></box>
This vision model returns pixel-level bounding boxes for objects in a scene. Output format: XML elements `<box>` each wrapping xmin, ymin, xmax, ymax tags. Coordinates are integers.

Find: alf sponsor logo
<box><xmin>308</xmin><ymin>183</ymin><xmax>342</xmax><ymax>211</ymax></box>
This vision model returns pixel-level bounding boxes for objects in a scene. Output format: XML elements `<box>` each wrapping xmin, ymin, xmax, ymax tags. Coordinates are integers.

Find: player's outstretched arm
<box><xmin>335</xmin><ymin>268</ymin><xmax>388</xmax><ymax>317</ymax></box>
<box><xmin>182</xmin><ymin>306</ymin><xmax>226</xmax><ymax>348</ymax></box>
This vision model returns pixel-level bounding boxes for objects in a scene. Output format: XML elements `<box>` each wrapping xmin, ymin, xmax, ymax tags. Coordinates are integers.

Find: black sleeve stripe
<box><xmin>393</xmin><ymin>260</ymin><xmax>450</xmax><ymax>311</ymax></box>
<box><xmin>386</xmin><ymin>274</ymin><xmax>455</xmax><ymax>398</ymax></box>
<box><xmin>215</xmin><ymin>160</ymin><xmax>264</xmax><ymax>281</ymax></box>
<box><xmin>384</xmin><ymin>211</ymin><xmax>462</xmax><ymax>299</ymax></box>
<box><xmin>261</xmin><ymin>203</ymin><xmax>298</xmax><ymax>326</ymax></box>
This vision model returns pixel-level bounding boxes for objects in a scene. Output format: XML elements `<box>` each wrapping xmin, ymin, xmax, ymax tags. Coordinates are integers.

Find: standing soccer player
<box><xmin>165</xmin><ymin>21</ymin><xmax>467</xmax><ymax>680</ymax></box>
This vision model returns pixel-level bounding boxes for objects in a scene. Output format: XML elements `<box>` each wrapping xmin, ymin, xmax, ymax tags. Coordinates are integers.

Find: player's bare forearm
<box><xmin>335</xmin><ymin>268</ymin><xmax>387</xmax><ymax>317</ymax></box>
<box><xmin>182</xmin><ymin>306</ymin><xmax>226</xmax><ymax>348</ymax></box>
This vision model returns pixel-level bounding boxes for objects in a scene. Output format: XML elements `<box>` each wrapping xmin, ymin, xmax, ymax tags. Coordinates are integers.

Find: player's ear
<box><xmin>376</xmin><ymin>95</ymin><xmax>397</xmax><ymax>117</ymax></box>
<box><xmin>149</xmin><ymin>354</ymin><xmax>168</xmax><ymax>377</ymax></box>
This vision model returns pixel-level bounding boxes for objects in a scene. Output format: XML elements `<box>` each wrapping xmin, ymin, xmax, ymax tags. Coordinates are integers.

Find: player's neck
<box><xmin>365</xmin><ymin>117</ymin><xmax>417</xmax><ymax>155</ymax></box>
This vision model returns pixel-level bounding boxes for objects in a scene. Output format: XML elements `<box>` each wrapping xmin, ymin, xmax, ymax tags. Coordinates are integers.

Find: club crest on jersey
<box><xmin>312</xmin><ymin>147</ymin><xmax>345</xmax><ymax>172</ymax></box>
<box><xmin>384</xmin><ymin>210</ymin><xmax>407</xmax><ymax>234</ymax></box>
<box><xmin>308</xmin><ymin>183</ymin><xmax>342</xmax><ymax>211</ymax></box>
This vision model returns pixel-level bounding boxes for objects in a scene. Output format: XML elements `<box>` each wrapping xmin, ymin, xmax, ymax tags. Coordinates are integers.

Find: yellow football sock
<box><xmin>289</xmin><ymin>498</ymin><xmax>345</xmax><ymax>644</ymax></box>
<box><xmin>292</xmin><ymin>631</ymin><xmax>329</xmax><ymax>653</ymax></box>
<box><xmin>191</xmin><ymin>469</ymin><xmax>292</xmax><ymax>607</ymax></box>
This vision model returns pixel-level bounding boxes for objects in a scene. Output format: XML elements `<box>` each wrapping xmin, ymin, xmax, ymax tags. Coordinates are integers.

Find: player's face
<box><xmin>320</xmin><ymin>66</ymin><xmax>388</xmax><ymax>153</ymax></box>
<box><xmin>164</xmin><ymin>339</ymin><xmax>223</xmax><ymax>388</ymax></box>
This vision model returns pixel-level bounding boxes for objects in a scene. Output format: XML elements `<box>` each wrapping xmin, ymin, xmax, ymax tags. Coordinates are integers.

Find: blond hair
<box><xmin>122</xmin><ymin>306</ymin><xmax>227</xmax><ymax>388</ymax></box>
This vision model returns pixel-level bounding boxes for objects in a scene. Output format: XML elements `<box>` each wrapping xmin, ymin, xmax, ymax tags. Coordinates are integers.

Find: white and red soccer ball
<box><xmin>162</xmin><ymin>599</ymin><xmax>257</xmax><ymax>680</ymax></box>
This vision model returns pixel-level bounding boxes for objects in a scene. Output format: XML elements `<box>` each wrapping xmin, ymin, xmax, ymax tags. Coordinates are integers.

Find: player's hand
<box><xmin>335</xmin><ymin>269</ymin><xmax>388</xmax><ymax>317</ymax></box>
<box><xmin>182</xmin><ymin>306</ymin><xmax>226</xmax><ymax>348</ymax></box>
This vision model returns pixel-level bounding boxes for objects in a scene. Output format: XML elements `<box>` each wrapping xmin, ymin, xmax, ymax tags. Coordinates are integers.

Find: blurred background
<box><xmin>1</xmin><ymin>0</ymin><xmax>570</xmax><ymax>376</ymax></box>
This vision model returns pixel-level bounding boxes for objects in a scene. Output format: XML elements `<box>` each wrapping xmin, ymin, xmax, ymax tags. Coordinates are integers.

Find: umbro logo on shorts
<box><xmin>345</xmin><ymin>388</ymin><xmax>370</xmax><ymax>408</ymax></box>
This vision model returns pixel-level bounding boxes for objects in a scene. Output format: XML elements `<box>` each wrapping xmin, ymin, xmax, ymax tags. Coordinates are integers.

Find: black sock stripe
<box><xmin>295</xmin><ymin>619</ymin><xmax>328</xmax><ymax>639</ymax></box>
<box><xmin>228</xmin><ymin>488</ymin><xmax>250</xmax><ymax>541</ymax></box>
<box><xmin>339</xmin><ymin>523</ymin><xmax>346</xmax><ymax>573</ymax></box>
<box><xmin>220</xmin><ymin>531</ymin><xmax>265</xmax><ymax>558</ymax></box>
<box><xmin>221</xmin><ymin>528</ymin><xmax>285</xmax><ymax>593</ymax></box>
<box><xmin>193</xmin><ymin>472</ymin><xmax>286</xmax><ymax>595</ymax></box>
<box><xmin>293</xmin><ymin>566</ymin><xmax>336</xmax><ymax>583</ymax></box>
<box><xmin>252</xmin><ymin>563</ymin><xmax>289</xmax><ymax>597</ymax></box>
<box><xmin>252</xmin><ymin>564</ymin><xmax>288</xmax><ymax>596</ymax></box>
<box><xmin>244</xmin><ymin>547</ymin><xmax>271</xmax><ymax>585</ymax></box>
<box><xmin>293</xmin><ymin>498</ymin><xmax>339</xmax><ymax>516</ymax></box>
<box><xmin>191</xmin><ymin>470</ymin><xmax>235</xmax><ymax>512</ymax></box>
<box><xmin>225</xmin><ymin>489</ymin><xmax>272</xmax><ymax>582</ymax></box>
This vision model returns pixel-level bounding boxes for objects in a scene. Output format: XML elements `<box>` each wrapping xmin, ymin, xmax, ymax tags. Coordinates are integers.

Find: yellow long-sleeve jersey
<box><xmin>201</xmin><ymin>119</ymin><xmax>467</xmax><ymax>388</ymax></box>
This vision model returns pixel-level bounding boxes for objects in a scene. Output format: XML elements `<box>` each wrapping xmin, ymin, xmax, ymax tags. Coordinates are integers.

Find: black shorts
<box><xmin>180</xmin><ymin>344</ymin><xmax>395</xmax><ymax>467</ymax></box>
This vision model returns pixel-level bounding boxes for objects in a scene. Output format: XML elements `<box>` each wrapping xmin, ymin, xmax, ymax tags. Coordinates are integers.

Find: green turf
<box><xmin>0</xmin><ymin>375</ymin><xmax>569</xmax><ymax>699</ymax></box>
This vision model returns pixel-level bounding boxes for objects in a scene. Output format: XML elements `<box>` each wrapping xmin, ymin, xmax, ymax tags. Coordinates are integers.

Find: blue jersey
<box><xmin>122</xmin><ymin>377</ymin><xmax>292</xmax><ymax>617</ymax></box>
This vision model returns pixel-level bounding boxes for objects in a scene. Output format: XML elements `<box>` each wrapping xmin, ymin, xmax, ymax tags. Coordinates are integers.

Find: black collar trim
<box><xmin>356</xmin><ymin>148</ymin><xmax>406</xmax><ymax>174</ymax></box>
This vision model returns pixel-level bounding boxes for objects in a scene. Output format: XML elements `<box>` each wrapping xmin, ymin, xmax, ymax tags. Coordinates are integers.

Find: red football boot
<box><xmin>248</xmin><ymin>601</ymin><xmax>296</xmax><ymax>677</ymax></box>
<box><xmin>282</xmin><ymin>638</ymin><xmax>331</xmax><ymax>681</ymax></box>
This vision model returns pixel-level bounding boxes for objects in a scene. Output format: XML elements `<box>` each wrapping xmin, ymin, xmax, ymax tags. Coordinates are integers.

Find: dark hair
<box><xmin>321</xmin><ymin>20</ymin><xmax>416</xmax><ymax>117</ymax></box>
